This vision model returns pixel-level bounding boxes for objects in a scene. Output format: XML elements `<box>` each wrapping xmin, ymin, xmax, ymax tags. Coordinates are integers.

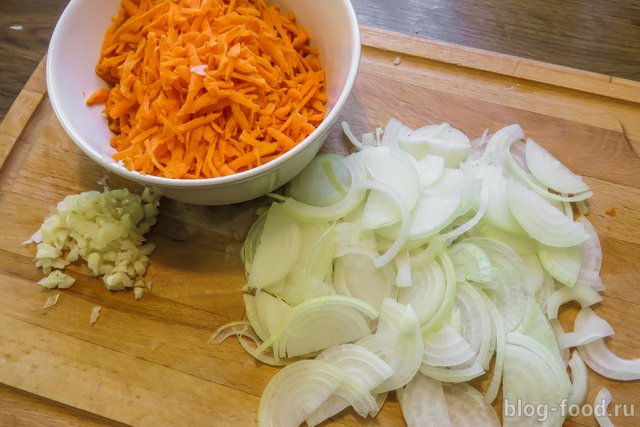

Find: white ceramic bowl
<box><xmin>47</xmin><ymin>0</ymin><xmax>360</xmax><ymax>205</ymax></box>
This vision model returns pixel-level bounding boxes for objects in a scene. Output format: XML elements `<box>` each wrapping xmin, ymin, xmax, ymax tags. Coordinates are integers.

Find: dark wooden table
<box><xmin>1</xmin><ymin>0</ymin><xmax>640</xmax><ymax>424</ymax></box>
<box><xmin>2</xmin><ymin>0</ymin><xmax>640</xmax><ymax>121</ymax></box>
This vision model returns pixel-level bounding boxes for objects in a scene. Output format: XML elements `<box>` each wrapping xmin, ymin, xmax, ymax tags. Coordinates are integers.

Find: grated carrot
<box><xmin>89</xmin><ymin>0</ymin><xmax>326</xmax><ymax>179</ymax></box>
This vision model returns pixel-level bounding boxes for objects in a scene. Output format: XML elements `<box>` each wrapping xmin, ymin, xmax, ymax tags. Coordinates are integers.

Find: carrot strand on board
<box><xmin>87</xmin><ymin>0</ymin><xmax>326</xmax><ymax>179</ymax></box>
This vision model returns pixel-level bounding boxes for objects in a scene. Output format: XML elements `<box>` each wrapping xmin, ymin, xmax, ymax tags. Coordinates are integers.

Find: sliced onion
<box><xmin>416</xmin><ymin>155</ymin><xmax>445</xmax><ymax>188</ymax></box>
<box><xmin>448</xmin><ymin>241</ymin><xmax>496</xmax><ymax>285</ymax></box>
<box><xmin>483</xmin><ymin>165</ymin><xmax>524</xmax><ymax>233</ymax></box>
<box><xmin>422</xmin><ymin>324</ymin><xmax>476</xmax><ymax>367</ymax></box>
<box><xmin>503</xmin><ymin>138</ymin><xmax>593</xmax><ymax>203</ymax></box>
<box><xmin>568</xmin><ymin>350</ymin><xmax>588</xmax><ymax>407</ymax></box>
<box><xmin>515</xmin><ymin>298</ymin><xmax>564</xmax><ymax>364</ymax></box>
<box><xmin>281</xmin><ymin>155</ymin><xmax>367</xmax><ymax>222</ymax></box>
<box><xmin>521</xmin><ymin>254</ymin><xmax>544</xmax><ymax>296</ymax></box>
<box><xmin>359</xmin><ymin>147</ymin><xmax>420</xmax><ymax>230</ymax></box>
<box><xmin>341</xmin><ymin>121</ymin><xmax>364</xmax><ymax>150</ymax></box>
<box><xmin>260</xmin><ymin>295</ymin><xmax>377</xmax><ymax>359</ymax></box>
<box><xmin>525</xmin><ymin>138</ymin><xmax>589</xmax><ymax>195</ymax></box>
<box><xmin>443</xmin><ymin>383</ymin><xmax>500</xmax><ymax>426</ymax></box>
<box><xmin>380</xmin><ymin>117</ymin><xmax>412</xmax><ymax>148</ymax></box>
<box><xmin>398</xmin><ymin>123</ymin><xmax>471</xmax><ymax>167</ymax></box>
<box><xmin>481</xmin><ymin>124</ymin><xmax>525</xmax><ymax>166</ymax></box>
<box><xmin>536</xmin><ymin>269</ymin><xmax>556</xmax><ymax>311</ymax></box>
<box><xmin>558</xmin><ymin>307</ymin><xmax>614</xmax><ymax>348</ymax></box>
<box><xmin>287</xmin><ymin>154</ymin><xmax>351</xmax><ymax>207</ymax></box>
<box><xmin>397</xmin><ymin>256</ymin><xmax>447</xmax><ymax>326</ymax></box>
<box><xmin>507</xmin><ymin>179</ymin><xmax>589</xmax><ymax>248</ymax></box>
<box><xmin>254</xmin><ymin>291</ymin><xmax>292</xmax><ymax>338</ymax></box>
<box><xmin>247</xmin><ymin>203</ymin><xmax>301</xmax><ymax>290</ymax></box>
<box><xmin>358</xmin><ymin>301</ymin><xmax>424</xmax><ymax>393</ymax></box>
<box><xmin>545</xmin><ymin>285</ymin><xmax>603</xmax><ymax>319</ymax></box>
<box><xmin>578</xmin><ymin>337</ymin><xmax>640</xmax><ymax>381</ymax></box>
<box><xmin>357</xmin><ymin>179</ymin><xmax>411</xmax><ymax>267</ymax></box>
<box><xmin>307</xmin><ymin>344</ymin><xmax>394</xmax><ymax>425</ymax></box>
<box><xmin>576</xmin><ymin>216</ymin><xmax>605</xmax><ymax>291</ymax></box>
<box><xmin>394</xmin><ymin>250</ymin><xmax>413</xmax><ymax>288</ymax></box>
<box><xmin>258</xmin><ymin>360</ymin><xmax>344</xmax><ymax>427</ymax></box>
<box><xmin>473</xmin><ymin>220</ymin><xmax>538</xmax><ymax>256</ymax></box>
<box><xmin>400</xmin><ymin>373</ymin><xmax>452</xmax><ymax>427</ymax></box>
<box><xmin>466</xmin><ymin>238</ymin><xmax>528</xmax><ymax>331</ymax></box>
<box><xmin>502</xmin><ymin>333</ymin><xmax>572</xmax><ymax>427</ymax></box>
<box><xmin>334</xmin><ymin>251</ymin><xmax>396</xmax><ymax>310</ymax></box>
<box><xmin>538</xmin><ymin>244</ymin><xmax>583</xmax><ymax>287</ymax></box>
<box><xmin>208</xmin><ymin>320</ymin><xmax>258</xmax><ymax>344</ymax></box>
<box><xmin>244</xmin><ymin>294</ymin><xmax>270</xmax><ymax>342</ymax></box>
<box><xmin>482</xmin><ymin>296</ymin><xmax>505</xmax><ymax>404</ymax></box>
<box><xmin>594</xmin><ymin>388</ymin><xmax>614</xmax><ymax>427</ymax></box>
<box><xmin>420</xmin><ymin>253</ymin><xmax>457</xmax><ymax>332</ymax></box>
<box><xmin>419</xmin><ymin>361</ymin><xmax>484</xmax><ymax>383</ymax></box>
<box><xmin>456</xmin><ymin>282</ymin><xmax>494</xmax><ymax>369</ymax></box>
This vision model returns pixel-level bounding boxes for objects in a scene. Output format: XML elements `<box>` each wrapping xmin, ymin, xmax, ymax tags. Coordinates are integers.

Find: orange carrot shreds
<box><xmin>91</xmin><ymin>0</ymin><xmax>326</xmax><ymax>179</ymax></box>
<box><xmin>86</xmin><ymin>88</ymin><xmax>111</xmax><ymax>105</ymax></box>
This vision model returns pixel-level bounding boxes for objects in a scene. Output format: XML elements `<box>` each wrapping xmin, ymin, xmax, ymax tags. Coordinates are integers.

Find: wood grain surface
<box><xmin>1</xmin><ymin>26</ymin><xmax>639</xmax><ymax>426</ymax></box>
<box><xmin>2</xmin><ymin>0</ymin><xmax>640</xmax><ymax>120</ymax></box>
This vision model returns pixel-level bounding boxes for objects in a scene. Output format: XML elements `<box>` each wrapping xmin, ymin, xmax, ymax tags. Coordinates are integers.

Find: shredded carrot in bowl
<box><xmin>88</xmin><ymin>0</ymin><xmax>327</xmax><ymax>179</ymax></box>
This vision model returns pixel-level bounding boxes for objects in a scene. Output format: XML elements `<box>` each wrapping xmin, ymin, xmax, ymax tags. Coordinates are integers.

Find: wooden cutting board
<box><xmin>1</xmin><ymin>26</ymin><xmax>639</xmax><ymax>427</ymax></box>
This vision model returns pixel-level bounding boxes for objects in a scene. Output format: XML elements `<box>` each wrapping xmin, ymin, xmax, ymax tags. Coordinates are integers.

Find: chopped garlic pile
<box><xmin>33</xmin><ymin>187</ymin><xmax>159</xmax><ymax>292</ymax></box>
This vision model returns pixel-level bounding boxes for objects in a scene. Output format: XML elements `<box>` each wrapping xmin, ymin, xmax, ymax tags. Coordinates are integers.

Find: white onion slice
<box><xmin>576</xmin><ymin>216</ymin><xmax>605</xmax><ymax>291</ymax></box>
<box><xmin>545</xmin><ymin>285</ymin><xmax>603</xmax><ymax>320</ymax></box>
<box><xmin>502</xmin><ymin>333</ymin><xmax>571</xmax><ymax>427</ymax></box>
<box><xmin>419</xmin><ymin>361</ymin><xmax>485</xmax><ymax>383</ymax></box>
<box><xmin>466</xmin><ymin>238</ymin><xmax>528</xmax><ymax>331</ymax></box>
<box><xmin>394</xmin><ymin>250</ymin><xmax>413</xmax><ymax>288</ymax></box>
<box><xmin>358</xmin><ymin>301</ymin><xmax>424</xmax><ymax>393</ymax></box>
<box><xmin>481</xmin><ymin>124</ymin><xmax>525</xmax><ymax>166</ymax></box>
<box><xmin>258</xmin><ymin>295</ymin><xmax>377</xmax><ymax>358</ymax></box>
<box><xmin>420</xmin><ymin>253</ymin><xmax>457</xmax><ymax>332</ymax></box>
<box><xmin>281</xmin><ymin>156</ymin><xmax>367</xmax><ymax>222</ymax></box>
<box><xmin>397</xmin><ymin>256</ymin><xmax>447</xmax><ymax>326</ymax></box>
<box><xmin>483</xmin><ymin>165</ymin><xmax>524</xmax><ymax>233</ymax></box>
<box><xmin>578</xmin><ymin>337</ymin><xmax>640</xmax><ymax>381</ymax></box>
<box><xmin>443</xmin><ymin>383</ymin><xmax>500</xmax><ymax>426</ymax></box>
<box><xmin>449</xmin><ymin>242</ymin><xmax>495</xmax><ymax>284</ymax></box>
<box><xmin>208</xmin><ymin>320</ymin><xmax>258</xmax><ymax>344</ymax></box>
<box><xmin>400</xmin><ymin>373</ymin><xmax>452</xmax><ymax>427</ymax></box>
<box><xmin>287</xmin><ymin>154</ymin><xmax>351</xmax><ymax>207</ymax></box>
<box><xmin>456</xmin><ymin>282</ymin><xmax>494</xmax><ymax>369</ymax></box>
<box><xmin>515</xmin><ymin>298</ymin><xmax>564</xmax><ymax>364</ymax></box>
<box><xmin>356</xmin><ymin>180</ymin><xmax>410</xmax><ymax>267</ymax></box>
<box><xmin>507</xmin><ymin>179</ymin><xmax>589</xmax><ymax>248</ymax></box>
<box><xmin>416</xmin><ymin>155</ymin><xmax>445</xmax><ymax>188</ymax></box>
<box><xmin>568</xmin><ymin>350</ymin><xmax>588</xmax><ymax>407</ymax></box>
<box><xmin>254</xmin><ymin>291</ymin><xmax>292</xmax><ymax>338</ymax></box>
<box><xmin>359</xmin><ymin>147</ymin><xmax>420</xmax><ymax>230</ymax></box>
<box><xmin>398</xmin><ymin>123</ymin><xmax>471</xmax><ymax>167</ymax></box>
<box><xmin>521</xmin><ymin>254</ymin><xmax>544</xmax><ymax>296</ymax></box>
<box><xmin>525</xmin><ymin>138</ymin><xmax>589</xmax><ymax>195</ymax></box>
<box><xmin>473</xmin><ymin>220</ymin><xmax>538</xmax><ymax>256</ymax></box>
<box><xmin>307</xmin><ymin>344</ymin><xmax>394</xmax><ymax>426</ymax></box>
<box><xmin>247</xmin><ymin>203</ymin><xmax>301</xmax><ymax>290</ymax></box>
<box><xmin>503</xmin><ymin>138</ymin><xmax>593</xmax><ymax>203</ymax></box>
<box><xmin>538</xmin><ymin>244</ymin><xmax>583</xmax><ymax>287</ymax></box>
<box><xmin>483</xmin><ymin>296</ymin><xmax>505</xmax><ymax>404</ymax></box>
<box><xmin>334</xmin><ymin>251</ymin><xmax>396</xmax><ymax>310</ymax></box>
<box><xmin>380</xmin><ymin>117</ymin><xmax>412</xmax><ymax>148</ymax></box>
<box><xmin>422</xmin><ymin>324</ymin><xmax>476</xmax><ymax>367</ymax></box>
<box><xmin>594</xmin><ymin>388</ymin><xmax>614</xmax><ymax>427</ymax></box>
<box><xmin>558</xmin><ymin>307</ymin><xmax>614</xmax><ymax>349</ymax></box>
<box><xmin>258</xmin><ymin>360</ymin><xmax>344</xmax><ymax>427</ymax></box>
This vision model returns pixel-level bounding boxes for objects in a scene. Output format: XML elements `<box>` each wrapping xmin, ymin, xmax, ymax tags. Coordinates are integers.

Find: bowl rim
<box><xmin>46</xmin><ymin>0</ymin><xmax>361</xmax><ymax>188</ymax></box>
